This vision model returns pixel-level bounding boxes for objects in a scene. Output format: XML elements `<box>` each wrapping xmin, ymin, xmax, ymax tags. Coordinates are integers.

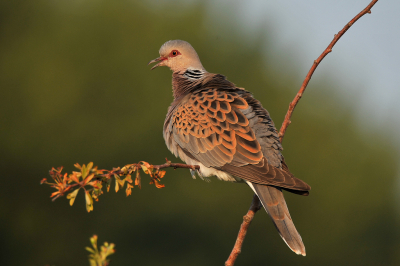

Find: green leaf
<box><xmin>85</xmin><ymin>247</ymin><xmax>95</xmax><ymax>254</ymax></box>
<box><xmin>82</xmin><ymin>164</ymin><xmax>88</xmax><ymax>179</ymax></box>
<box><xmin>90</xmin><ymin>235</ymin><xmax>98</xmax><ymax>250</ymax></box>
<box><xmin>87</xmin><ymin>162</ymin><xmax>93</xmax><ymax>173</ymax></box>
<box><xmin>66</xmin><ymin>188</ymin><xmax>80</xmax><ymax>206</ymax></box>
<box><xmin>89</xmin><ymin>259</ymin><xmax>97</xmax><ymax>266</ymax></box>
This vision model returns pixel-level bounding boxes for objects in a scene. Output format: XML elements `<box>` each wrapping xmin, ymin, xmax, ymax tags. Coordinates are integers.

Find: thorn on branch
<box><xmin>368</xmin><ymin>10</ymin><xmax>372</xmax><ymax>14</ymax></box>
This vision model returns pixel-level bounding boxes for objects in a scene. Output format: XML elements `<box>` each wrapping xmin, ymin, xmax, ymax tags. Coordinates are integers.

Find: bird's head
<box><xmin>148</xmin><ymin>40</ymin><xmax>205</xmax><ymax>73</ymax></box>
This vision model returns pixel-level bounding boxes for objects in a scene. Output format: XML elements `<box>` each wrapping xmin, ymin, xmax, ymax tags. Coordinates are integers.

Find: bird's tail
<box><xmin>246</xmin><ymin>181</ymin><xmax>306</xmax><ymax>256</ymax></box>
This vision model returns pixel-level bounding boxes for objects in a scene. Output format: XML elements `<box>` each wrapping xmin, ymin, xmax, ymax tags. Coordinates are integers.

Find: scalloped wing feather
<box><xmin>164</xmin><ymin>80</ymin><xmax>310</xmax><ymax>194</ymax></box>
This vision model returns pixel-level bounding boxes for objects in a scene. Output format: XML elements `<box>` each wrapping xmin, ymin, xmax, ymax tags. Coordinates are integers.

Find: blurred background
<box><xmin>1</xmin><ymin>0</ymin><xmax>400</xmax><ymax>265</ymax></box>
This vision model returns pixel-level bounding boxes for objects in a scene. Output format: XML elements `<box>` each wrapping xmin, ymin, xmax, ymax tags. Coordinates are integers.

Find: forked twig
<box><xmin>225</xmin><ymin>1</ymin><xmax>379</xmax><ymax>265</ymax></box>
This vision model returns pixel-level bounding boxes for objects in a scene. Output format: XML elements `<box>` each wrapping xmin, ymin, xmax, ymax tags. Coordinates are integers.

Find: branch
<box><xmin>278</xmin><ymin>0</ymin><xmax>378</xmax><ymax>143</ymax></box>
<box><xmin>226</xmin><ymin>0</ymin><xmax>379</xmax><ymax>265</ymax></box>
<box><xmin>225</xmin><ymin>195</ymin><xmax>261</xmax><ymax>266</ymax></box>
<box><xmin>153</xmin><ymin>161</ymin><xmax>200</xmax><ymax>171</ymax></box>
<box><xmin>41</xmin><ymin>159</ymin><xmax>200</xmax><ymax>212</ymax></box>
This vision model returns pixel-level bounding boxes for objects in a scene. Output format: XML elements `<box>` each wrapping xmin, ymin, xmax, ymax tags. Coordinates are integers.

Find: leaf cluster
<box><xmin>86</xmin><ymin>235</ymin><xmax>115</xmax><ymax>266</ymax></box>
<box><xmin>41</xmin><ymin>162</ymin><xmax>166</xmax><ymax>212</ymax></box>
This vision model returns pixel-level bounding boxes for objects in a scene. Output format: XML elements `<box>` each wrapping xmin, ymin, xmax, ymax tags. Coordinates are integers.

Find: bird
<box><xmin>148</xmin><ymin>40</ymin><xmax>311</xmax><ymax>256</ymax></box>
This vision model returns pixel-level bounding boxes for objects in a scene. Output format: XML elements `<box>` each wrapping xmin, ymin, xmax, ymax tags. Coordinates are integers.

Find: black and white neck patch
<box><xmin>183</xmin><ymin>69</ymin><xmax>204</xmax><ymax>80</ymax></box>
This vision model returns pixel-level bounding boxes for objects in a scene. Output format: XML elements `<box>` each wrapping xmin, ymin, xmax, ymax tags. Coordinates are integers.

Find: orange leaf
<box><xmin>154</xmin><ymin>179</ymin><xmax>165</xmax><ymax>189</ymax></box>
<box><xmin>50</xmin><ymin>191</ymin><xmax>60</xmax><ymax>198</ymax></box>
<box><xmin>141</xmin><ymin>161</ymin><xmax>151</xmax><ymax>168</ymax></box>
<box><xmin>70</xmin><ymin>173</ymin><xmax>80</xmax><ymax>183</ymax></box>
<box><xmin>83</xmin><ymin>173</ymin><xmax>95</xmax><ymax>185</ymax></box>
<box><xmin>126</xmin><ymin>184</ymin><xmax>133</xmax><ymax>196</ymax></box>
<box><xmin>135</xmin><ymin>170</ymin><xmax>141</xmax><ymax>189</ymax></box>
<box><xmin>158</xmin><ymin>171</ymin><xmax>166</xmax><ymax>178</ymax></box>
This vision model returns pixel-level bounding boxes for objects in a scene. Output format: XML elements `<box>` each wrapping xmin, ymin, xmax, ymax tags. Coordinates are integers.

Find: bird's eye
<box><xmin>170</xmin><ymin>50</ymin><xmax>180</xmax><ymax>57</ymax></box>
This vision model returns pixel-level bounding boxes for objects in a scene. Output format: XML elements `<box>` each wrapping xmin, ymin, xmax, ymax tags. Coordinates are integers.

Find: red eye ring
<box><xmin>170</xmin><ymin>50</ymin><xmax>180</xmax><ymax>57</ymax></box>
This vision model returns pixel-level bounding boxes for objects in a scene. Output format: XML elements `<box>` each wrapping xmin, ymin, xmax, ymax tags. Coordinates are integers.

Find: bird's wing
<box><xmin>164</xmin><ymin>87</ymin><xmax>310</xmax><ymax>193</ymax></box>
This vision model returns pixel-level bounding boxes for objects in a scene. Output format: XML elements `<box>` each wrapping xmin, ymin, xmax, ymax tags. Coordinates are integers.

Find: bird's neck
<box><xmin>172</xmin><ymin>69</ymin><xmax>205</xmax><ymax>99</ymax></box>
<box><xmin>171</xmin><ymin>70</ymin><xmax>236</xmax><ymax>100</ymax></box>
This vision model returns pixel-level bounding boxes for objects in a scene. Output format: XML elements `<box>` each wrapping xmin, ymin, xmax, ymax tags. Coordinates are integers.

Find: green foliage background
<box><xmin>1</xmin><ymin>1</ymin><xmax>399</xmax><ymax>265</ymax></box>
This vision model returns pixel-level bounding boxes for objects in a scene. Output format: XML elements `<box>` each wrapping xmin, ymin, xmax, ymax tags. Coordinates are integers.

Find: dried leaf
<box><xmin>126</xmin><ymin>184</ymin><xmax>133</xmax><ymax>196</ymax></box>
<box><xmin>106</xmin><ymin>178</ymin><xmax>111</xmax><ymax>192</ymax></box>
<box><xmin>118</xmin><ymin>178</ymin><xmax>125</xmax><ymax>188</ymax></box>
<box><xmin>69</xmin><ymin>173</ymin><xmax>80</xmax><ymax>183</ymax></box>
<box><xmin>67</xmin><ymin>188</ymin><xmax>80</xmax><ymax>206</ymax></box>
<box><xmin>85</xmin><ymin>190</ymin><xmax>94</xmax><ymax>212</ymax></box>
<box><xmin>115</xmin><ymin>179</ymin><xmax>119</xmax><ymax>193</ymax></box>
<box><xmin>154</xmin><ymin>179</ymin><xmax>165</xmax><ymax>189</ymax></box>
<box><xmin>83</xmin><ymin>173</ymin><xmax>95</xmax><ymax>185</ymax></box>
<box><xmin>141</xmin><ymin>161</ymin><xmax>151</xmax><ymax>168</ymax></box>
<box><xmin>140</xmin><ymin>161</ymin><xmax>153</xmax><ymax>176</ymax></box>
<box><xmin>158</xmin><ymin>170</ymin><xmax>166</xmax><ymax>178</ymax></box>
<box><xmin>121</xmin><ymin>166</ymin><xmax>128</xmax><ymax>174</ymax></box>
<box><xmin>50</xmin><ymin>191</ymin><xmax>60</xmax><ymax>198</ymax></box>
<box><xmin>114</xmin><ymin>174</ymin><xmax>121</xmax><ymax>192</ymax></box>
<box><xmin>141</xmin><ymin>165</ymin><xmax>148</xmax><ymax>173</ymax></box>
<box><xmin>135</xmin><ymin>170</ymin><xmax>141</xmax><ymax>189</ymax></box>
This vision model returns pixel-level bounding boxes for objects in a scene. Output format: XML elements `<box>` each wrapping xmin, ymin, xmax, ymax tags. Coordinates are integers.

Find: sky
<box><xmin>201</xmin><ymin>0</ymin><xmax>400</xmax><ymax>147</ymax></box>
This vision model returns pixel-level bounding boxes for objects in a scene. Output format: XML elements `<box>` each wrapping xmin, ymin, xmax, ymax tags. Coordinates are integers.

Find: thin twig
<box><xmin>94</xmin><ymin>160</ymin><xmax>200</xmax><ymax>179</ymax></box>
<box><xmin>154</xmin><ymin>162</ymin><xmax>200</xmax><ymax>171</ymax></box>
<box><xmin>226</xmin><ymin>1</ymin><xmax>379</xmax><ymax>265</ymax></box>
<box><xmin>225</xmin><ymin>195</ymin><xmax>261</xmax><ymax>266</ymax></box>
<box><xmin>278</xmin><ymin>0</ymin><xmax>378</xmax><ymax>143</ymax></box>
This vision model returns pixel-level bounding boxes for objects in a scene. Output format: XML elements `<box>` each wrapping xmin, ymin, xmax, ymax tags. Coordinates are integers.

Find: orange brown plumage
<box><xmin>150</xmin><ymin>39</ymin><xmax>310</xmax><ymax>256</ymax></box>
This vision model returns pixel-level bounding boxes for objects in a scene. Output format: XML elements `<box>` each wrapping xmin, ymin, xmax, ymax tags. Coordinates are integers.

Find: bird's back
<box><xmin>164</xmin><ymin>72</ymin><xmax>310</xmax><ymax>194</ymax></box>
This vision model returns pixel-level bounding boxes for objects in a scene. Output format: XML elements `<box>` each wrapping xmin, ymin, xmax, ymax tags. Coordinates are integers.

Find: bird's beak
<box><xmin>148</xmin><ymin>56</ymin><xmax>167</xmax><ymax>70</ymax></box>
